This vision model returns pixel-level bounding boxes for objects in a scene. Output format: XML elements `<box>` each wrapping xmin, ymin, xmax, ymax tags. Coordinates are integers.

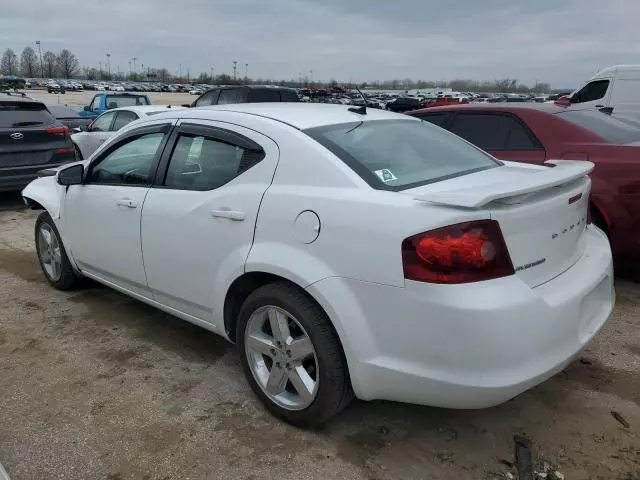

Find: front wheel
<box><xmin>237</xmin><ymin>282</ymin><xmax>352</xmax><ymax>427</ymax></box>
<box><xmin>35</xmin><ymin>212</ymin><xmax>80</xmax><ymax>290</ymax></box>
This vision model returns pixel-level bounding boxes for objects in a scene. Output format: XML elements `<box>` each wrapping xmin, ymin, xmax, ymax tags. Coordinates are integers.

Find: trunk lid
<box><xmin>406</xmin><ymin>160</ymin><xmax>593</xmax><ymax>287</ymax></box>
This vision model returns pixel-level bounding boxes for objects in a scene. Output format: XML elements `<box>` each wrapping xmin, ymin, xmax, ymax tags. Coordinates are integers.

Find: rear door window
<box><xmin>247</xmin><ymin>89</ymin><xmax>281</xmax><ymax>102</ymax></box>
<box><xmin>573</xmin><ymin>80</ymin><xmax>609</xmax><ymax>103</ymax></box>
<box><xmin>0</xmin><ymin>103</ymin><xmax>55</xmax><ymax>127</ymax></box>
<box><xmin>111</xmin><ymin>110</ymin><xmax>139</xmax><ymax>131</ymax></box>
<box><xmin>90</xmin><ymin>112</ymin><xmax>116</xmax><ymax>132</ymax></box>
<box><xmin>415</xmin><ymin>113</ymin><xmax>450</xmax><ymax>128</ymax></box>
<box><xmin>217</xmin><ymin>89</ymin><xmax>243</xmax><ymax>105</ymax></box>
<box><xmin>195</xmin><ymin>90</ymin><xmax>219</xmax><ymax>107</ymax></box>
<box><xmin>449</xmin><ymin>113</ymin><xmax>513</xmax><ymax>149</ymax></box>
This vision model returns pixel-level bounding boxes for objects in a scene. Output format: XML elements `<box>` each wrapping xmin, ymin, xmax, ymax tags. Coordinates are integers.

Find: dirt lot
<box><xmin>24</xmin><ymin>89</ymin><xmax>194</xmax><ymax>108</ymax></box>
<box><xmin>0</xmin><ymin>192</ymin><xmax>638</xmax><ymax>480</ymax></box>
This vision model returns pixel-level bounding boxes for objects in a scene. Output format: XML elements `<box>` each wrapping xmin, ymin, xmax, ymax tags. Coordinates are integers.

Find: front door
<box><xmin>140</xmin><ymin>121</ymin><xmax>279</xmax><ymax>327</ymax></box>
<box><xmin>64</xmin><ymin>123</ymin><xmax>172</xmax><ymax>297</ymax></box>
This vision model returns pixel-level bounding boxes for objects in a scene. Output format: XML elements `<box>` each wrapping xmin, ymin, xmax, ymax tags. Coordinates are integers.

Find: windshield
<box><xmin>0</xmin><ymin>103</ymin><xmax>55</xmax><ymax>128</ymax></box>
<box><xmin>305</xmin><ymin>119</ymin><xmax>500</xmax><ymax>190</ymax></box>
<box><xmin>557</xmin><ymin>110</ymin><xmax>640</xmax><ymax>144</ymax></box>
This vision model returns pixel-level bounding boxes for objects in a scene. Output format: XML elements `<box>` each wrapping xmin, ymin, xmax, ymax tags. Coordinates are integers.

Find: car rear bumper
<box><xmin>307</xmin><ymin>225</ymin><xmax>614</xmax><ymax>408</ymax></box>
<box><xmin>0</xmin><ymin>161</ymin><xmax>71</xmax><ymax>191</ymax></box>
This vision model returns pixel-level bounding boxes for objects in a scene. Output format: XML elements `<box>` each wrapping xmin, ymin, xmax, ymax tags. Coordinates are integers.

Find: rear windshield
<box><xmin>105</xmin><ymin>95</ymin><xmax>150</xmax><ymax>108</ymax></box>
<box><xmin>305</xmin><ymin>119</ymin><xmax>500</xmax><ymax>190</ymax></box>
<box><xmin>557</xmin><ymin>110</ymin><xmax>640</xmax><ymax>144</ymax></box>
<box><xmin>0</xmin><ymin>102</ymin><xmax>56</xmax><ymax>128</ymax></box>
<box><xmin>46</xmin><ymin>105</ymin><xmax>81</xmax><ymax>118</ymax></box>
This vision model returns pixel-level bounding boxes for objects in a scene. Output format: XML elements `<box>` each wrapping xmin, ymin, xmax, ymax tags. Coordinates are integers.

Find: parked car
<box><xmin>385</xmin><ymin>97</ymin><xmax>423</xmax><ymax>113</ymax></box>
<box><xmin>408</xmin><ymin>103</ymin><xmax>640</xmax><ymax>273</ymax></box>
<box><xmin>556</xmin><ymin>65</ymin><xmax>640</xmax><ymax>113</ymax></box>
<box><xmin>22</xmin><ymin>104</ymin><xmax>613</xmax><ymax>426</ymax></box>
<box><xmin>191</xmin><ymin>85</ymin><xmax>299</xmax><ymax>107</ymax></box>
<box><xmin>189</xmin><ymin>88</ymin><xmax>204</xmax><ymax>95</ymax></box>
<box><xmin>78</xmin><ymin>92</ymin><xmax>152</xmax><ymax>119</ymax></box>
<box><xmin>46</xmin><ymin>105</ymin><xmax>91</xmax><ymax>131</ymax></box>
<box><xmin>46</xmin><ymin>82</ymin><xmax>66</xmax><ymax>94</ymax></box>
<box><xmin>71</xmin><ymin>105</ymin><xmax>182</xmax><ymax>159</ymax></box>
<box><xmin>0</xmin><ymin>92</ymin><xmax>74</xmax><ymax>190</ymax></box>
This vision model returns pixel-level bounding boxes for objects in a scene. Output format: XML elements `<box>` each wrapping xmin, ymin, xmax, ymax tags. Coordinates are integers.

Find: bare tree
<box><xmin>20</xmin><ymin>46</ymin><xmax>38</xmax><ymax>77</ymax></box>
<box><xmin>56</xmin><ymin>49</ymin><xmax>79</xmax><ymax>79</ymax></box>
<box><xmin>43</xmin><ymin>51</ymin><xmax>57</xmax><ymax>78</ymax></box>
<box><xmin>0</xmin><ymin>48</ymin><xmax>19</xmax><ymax>75</ymax></box>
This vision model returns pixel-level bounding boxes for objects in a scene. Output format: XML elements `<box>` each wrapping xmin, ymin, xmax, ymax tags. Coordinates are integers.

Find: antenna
<box><xmin>348</xmin><ymin>86</ymin><xmax>367</xmax><ymax>115</ymax></box>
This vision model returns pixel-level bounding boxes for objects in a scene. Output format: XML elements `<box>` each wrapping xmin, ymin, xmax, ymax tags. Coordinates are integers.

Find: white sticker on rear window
<box><xmin>374</xmin><ymin>169</ymin><xmax>397</xmax><ymax>183</ymax></box>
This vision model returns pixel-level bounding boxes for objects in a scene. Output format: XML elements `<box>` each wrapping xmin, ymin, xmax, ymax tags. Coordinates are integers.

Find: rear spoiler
<box><xmin>414</xmin><ymin>160</ymin><xmax>594</xmax><ymax>208</ymax></box>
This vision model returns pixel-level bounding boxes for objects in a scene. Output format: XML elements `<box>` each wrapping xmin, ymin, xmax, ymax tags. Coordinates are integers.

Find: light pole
<box><xmin>299</xmin><ymin>72</ymin><xmax>302</xmax><ymax>86</ymax></box>
<box><xmin>233</xmin><ymin>61</ymin><xmax>237</xmax><ymax>81</ymax></box>
<box><xmin>128</xmin><ymin>61</ymin><xmax>132</xmax><ymax>77</ymax></box>
<box><xmin>35</xmin><ymin>40</ymin><xmax>43</xmax><ymax>78</ymax></box>
<box><xmin>244</xmin><ymin>63</ymin><xmax>248</xmax><ymax>79</ymax></box>
<box><xmin>106</xmin><ymin>53</ymin><xmax>111</xmax><ymax>79</ymax></box>
<box><xmin>309</xmin><ymin>70</ymin><xmax>313</xmax><ymax>84</ymax></box>
<box><xmin>132</xmin><ymin>57</ymin><xmax>138</xmax><ymax>74</ymax></box>
<box><xmin>210</xmin><ymin>66</ymin><xmax>214</xmax><ymax>83</ymax></box>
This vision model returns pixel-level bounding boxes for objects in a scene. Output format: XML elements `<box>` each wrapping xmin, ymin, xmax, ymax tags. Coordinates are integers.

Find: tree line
<box><xmin>1</xmin><ymin>46</ymin><xmax>554</xmax><ymax>93</ymax></box>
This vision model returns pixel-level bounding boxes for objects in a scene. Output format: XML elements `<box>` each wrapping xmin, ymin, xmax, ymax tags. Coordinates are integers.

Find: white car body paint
<box><xmin>22</xmin><ymin>104</ymin><xmax>614</xmax><ymax>409</ymax></box>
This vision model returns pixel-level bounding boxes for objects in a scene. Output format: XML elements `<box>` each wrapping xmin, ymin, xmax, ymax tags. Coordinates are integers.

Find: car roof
<box><xmin>107</xmin><ymin>105</ymin><xmax>181</xmax><ymax>114</ymax></box>
<box><xmin>409</xmin><ymin>103</ymin><xmax>569</xmax><ymax>115</ymax></box>
<box><xmin>0</xmin><ymin>92</ymin><xmax>39</xmax><ymax>103</ymax></box>
<box><xmin>166</xmin><ymin>103</ymin><xmax>410</xmax><ymax>129</ymax></box>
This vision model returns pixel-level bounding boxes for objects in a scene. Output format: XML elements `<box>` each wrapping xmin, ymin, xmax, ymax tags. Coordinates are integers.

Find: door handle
<box><xmin>211</xmin><ymin>208</ymin><xmax>245</xmax><ymax>221</ymax></box>
<box><xmin>116</xmin><ymin>198</ymin><xmax>138</xmax><ymax>208</ymax></box>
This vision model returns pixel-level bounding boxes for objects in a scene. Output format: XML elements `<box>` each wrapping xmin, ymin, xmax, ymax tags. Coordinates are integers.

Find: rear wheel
<box><xmin>35</xmin><ymin>212</ymin><xmax>80</xmax><ymax>290</ymax></box>
<box><xmin>237</xmin><ymin>282</ymin><xmax>352</xmax><ymax>427</ymax></box>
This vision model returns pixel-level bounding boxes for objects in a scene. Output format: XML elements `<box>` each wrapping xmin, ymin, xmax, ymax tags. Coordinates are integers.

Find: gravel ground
<box><xmin>24</xmin><ymin>89</ymin><xmax>195</xmax><ymax>108</ymax></box>
<box><xmin>0</xmin><ymin>191</ymin><xmax>638</xmax><ymax>480</ymax></box>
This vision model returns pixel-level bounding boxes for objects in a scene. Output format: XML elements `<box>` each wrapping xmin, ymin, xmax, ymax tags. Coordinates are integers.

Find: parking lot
<box><xmin>0</xmin><ymin>192</ymin><xmax>637</xmax><ymax>480</ymax></box>
<box><xmin>25</xmin><ymin>89</ymin><xmax>195</xmax><ymax>109</ymax></box>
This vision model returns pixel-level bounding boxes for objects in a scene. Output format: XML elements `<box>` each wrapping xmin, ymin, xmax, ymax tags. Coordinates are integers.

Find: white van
<box><xmin>560</xmin><ymin>65</ymin><xmax>640</xmax><ymax>112</ymax></box>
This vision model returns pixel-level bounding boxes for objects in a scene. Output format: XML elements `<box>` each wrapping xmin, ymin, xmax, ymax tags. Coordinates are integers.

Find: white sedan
<box><xmin>22</xmin><ymin>104</ymin><xmax>614</xmax><ymax>427</ymax></box>
<box><xmin>71</xmin><ymin>106</ymin><xmax>183</xmax><ymax>160</ymax></box>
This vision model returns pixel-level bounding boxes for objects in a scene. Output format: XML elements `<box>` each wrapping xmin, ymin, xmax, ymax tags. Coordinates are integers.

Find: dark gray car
<box><xmin>0</xmin><ymin>93</ymin><xmax>74</xmax><ymax>191</ymax></box>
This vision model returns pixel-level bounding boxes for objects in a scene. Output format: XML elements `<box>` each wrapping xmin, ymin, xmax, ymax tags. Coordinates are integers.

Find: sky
<box><xmin>1</xmin><ymin>0</ymin><xmax>639</xmax><ymax>88</ymax></box>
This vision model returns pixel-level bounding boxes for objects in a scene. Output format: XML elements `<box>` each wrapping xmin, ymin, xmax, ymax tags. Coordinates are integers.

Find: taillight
<box><xmin>55</xmin><ymin>146</ymin><xmax>74</xmax><ymax>154</ymax></box>
<box><xmin>402</xmin><ymin>220</ymin><xmax>515</xmax><ymax>284</ymax></box>
<box><xmin>46</xmin><ymin>126</ymin><xmax>68</xmax><ymax>137</ymax></box>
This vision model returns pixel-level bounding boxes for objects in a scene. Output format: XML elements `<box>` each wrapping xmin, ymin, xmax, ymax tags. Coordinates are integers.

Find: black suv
<box><xmin>0</xmin><ymin>93</ymin><xmax>74</xmax><ymax>190</ymax></box>
<box><xmin>191</xmin><ymin>85</ymin><xmax>299</xmax><ymax>107</ymax></box>
<box><xmin>385</xmin><ymin>97</ymin><xmax>424</xmax><ymax>113</ymax></box>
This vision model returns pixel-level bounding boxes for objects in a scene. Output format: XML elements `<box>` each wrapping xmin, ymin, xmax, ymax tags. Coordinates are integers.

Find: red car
<box><xmin>408</xmin><ymin>104</ymin><xmax>640</xmax><ymax>273</ymax></box>
<box><xmin>423</xmin><ymin>97</ymin><xmax>469</xmax><ymax>108</ymax></box>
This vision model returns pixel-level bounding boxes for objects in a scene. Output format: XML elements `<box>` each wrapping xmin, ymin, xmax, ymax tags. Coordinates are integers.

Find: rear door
<box><xmin>111</xmin><ymin>110</ymin><xmax>139</xmax><ymax>131</ymax></box>
<box><xmin>447</xmin><ymin>112</ymin><xmax>546</xmax><ymax>164</ymax></box>
<box><xmin>140</xmin><ymin>120</ymin><xmax>279</xmax><ymax>326</ymax></box>
<box><xmin>75</xmin><ymin>111</ymin><xmax>116</xmax><ymax>158</ymax></box>
<box><xmin>0</xmin><ymin>102</ymin><xmax>69</xmax><ymax>170</ymax></box>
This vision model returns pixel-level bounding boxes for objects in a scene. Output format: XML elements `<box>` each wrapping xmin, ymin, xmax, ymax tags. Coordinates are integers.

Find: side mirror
<box><xmin>83</xmin><ymin>105</ymin><xmax>90</xmax><ymax>111</ymax></box>
<box><xmin>57</xmin><ymin>164</ymin><xmax>84</xmax><ymax>186</ymax></box>
<box><xmin>72</xmin><ymin>127</ymin><xmax>82</xmax><ymax>134</ymax></box>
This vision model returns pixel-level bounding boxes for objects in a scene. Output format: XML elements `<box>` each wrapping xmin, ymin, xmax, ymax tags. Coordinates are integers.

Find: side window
<box><xmin>195</xmin><ymin>90</ymin><xmax>219</xmax><ymax>107</ymax></box>
<box><xmin>573</xmin><ymin>80</ymin><xmax>609</xmax><ymax>103</ymax></box>
<box><xmin>247</xmin><ymin>89</ymin><xmax>281</xmax><ymax>102</ymax></box>
<box><xmin>90</xmin><ymin>112</ymin><xmax>116</xmax><ymax>132</ymax></box>
<box><xmin>449</xmin><ymin>113</ymin><xmax>514</xmax><ymax>150</ymax></box>
<box><xmin>163</xmin><ymin>134</ymin><xmax>265</xmax><ymax>190</ymax></box>
<box><xmin>86</xmin><ymin>132</ymin><xmax>165</xmax><ymax>186</ymax></box>
<box><xmin>111</xmin><ymin>111</ymin><xmax>139</xmax><ymax>131</ymax></box>
<box><xmin>217</xmin><ymin>89</ymin><xmax>242</xmax><ymax>105</ymax></box>
<box><xmin>506</xmin><ymin>120</ymin><xmax>542</xmax><ymax>149</ymax></box>
<box><xmin>90</xmin><ymin>96</ymin><xmax>101</xmax><ymax>110</ymax></box>
<box><xmin>417</xmin><ymin>113</ymin><xmax>449</xmax><ymax>127</ymax></box>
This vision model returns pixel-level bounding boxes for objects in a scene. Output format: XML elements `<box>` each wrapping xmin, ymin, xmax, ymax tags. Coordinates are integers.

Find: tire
<box><xmin>237</xmin><ymin>282</ymin><xmax>353</xmax><ymax>428</ymax></box>
<box><xmin>34</xmin><ymin>212</ymin><xmax>80</xmax><ymax>290</ymax></box>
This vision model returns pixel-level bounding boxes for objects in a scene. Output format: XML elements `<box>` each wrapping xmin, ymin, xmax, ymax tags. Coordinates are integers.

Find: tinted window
<box><xmin>305</xmin><ymin>119</ymin><xmax>499</xmax><ymax>190</ymax></box>
<box><xmin>557</xmin><ymin>110</ymin><xmax>640</xmax><ymax>144</ymax></box>
<box><xmin>417</xmin><ymin>113</ymin><xmax>449</xmax><ymax>127</ymax></box>
<box><xmin>111</xmin><ymin>111</ymin><xmax>139</xmax><ymax>131</ymax></box>
<box><xmin>280</xmin><ymin>90</ymin><xmax>299</xmax><ymax>102</ymax></box>
<box><xmin>195</xmin><ymin>90</ymin><xmax>219</xmax><ymax>107</ymax></box>
<box><xmin>449</xmin><ymin>113</ymin><xmax>513</xmax><ymax>149</ymax></box>
<box><xmin>506</xmin><ymin>121</ymin><xmax>541</xmax><ymax>149</ymax></box>
<box><xmin>87</xmin><ymin>132</ymin><xmax>164</xmax><ymax>185</ymax></box>
<box><xmin>217</xmin><ymin>89</ymin><xmax>243</xmax><ymax>105</ymax></box>
<box><xmin>164</xmin><ymin>134</ymin><xmax>264</xmax><ymax>190</ymax></box>
<box><xmin>46</xmin><ymin>105</ymin><xmax>81</xmax><ymax>119</ymax></box>
<box><xmin>105</xmin><ymin>95</ymin><xmax>150</xmax><ymax>109</ymax></box>
<box><xmin>247</xmin><ymin>89</ymin><xmax>281</xmax><ymax>102</ymax></box>
<box><xmin>90</xmin><ymin>112</ymin><xmax>115</xmax><ymax>132</ymax></box>
<box><xmin>0</xmin><ymin>103</ymin><xmax>55</xmax><ymax>127</ymax></box>
<box><xmin>573</xmin><ymin>80</ymin><xmax>609</xmax><ymax>103</ymax></box>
